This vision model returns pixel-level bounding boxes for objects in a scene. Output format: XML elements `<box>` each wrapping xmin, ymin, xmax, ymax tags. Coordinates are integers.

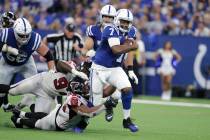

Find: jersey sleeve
<box><xmin>32</xmin><ymin>33</ymin><xmax>42</xmax><ymax>51</ymax></box>
<box><xmin>0</xmin><ymin>28</ymin><xmax>9</xmax><ymax>44</ymax></box>
<box><xmin>86</xmin><ymin>25</ymin><xmax>94</xmax><ymax>38</ymax></box>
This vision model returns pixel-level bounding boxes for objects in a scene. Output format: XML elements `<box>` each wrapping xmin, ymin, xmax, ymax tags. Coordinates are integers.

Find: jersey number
<box><xmin>54</xmin><ymin>77</ymin><xmax>68</xmax><ymax>90</ymax></box>
<box><xmin>109</xmin><ymin>28</ymin><xmax>114</xmax><ymax>36</ymax></box>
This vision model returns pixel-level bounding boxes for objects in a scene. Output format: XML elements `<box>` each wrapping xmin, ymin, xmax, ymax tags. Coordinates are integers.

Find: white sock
<box><xmin>20</xmin><ymin>111</ymin><xmax>26</xmax><ymax>118</ymax></box>
<box><xmin>2</xmin><ymin>103</ymin><xmax>10</xmax><ymax>108</ymax></box>
<box><xmin>16</xmin><ymin>118</ymin><xmax>21</xmax><ymax>124</ymax></box>
<box><xmin>123</xmin><ymin>109</ymin><xmax>131</xmax><ymax>119</ymax></box>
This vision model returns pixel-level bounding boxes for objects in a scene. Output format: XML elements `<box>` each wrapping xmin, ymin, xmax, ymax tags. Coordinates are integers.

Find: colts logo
<box><xmin>193</xmin><ymin>44</ymin><xmax>210</xmax><ymax>89</ymax></box>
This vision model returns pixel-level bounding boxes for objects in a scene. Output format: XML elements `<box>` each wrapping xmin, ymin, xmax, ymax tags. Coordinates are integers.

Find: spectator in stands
<box><xmin>154</xmin><ymin>41</ymin><xmax>182</xmax><ymax>101</ymax></box>
<box><xmin>194</xmin><ymin>20</ymin><xmax>210</xmax><ymax>37</ymax></box>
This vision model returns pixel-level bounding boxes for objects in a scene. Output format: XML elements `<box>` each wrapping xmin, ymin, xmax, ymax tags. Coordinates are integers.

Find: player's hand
<box><xmin>86</xmin><ymin>50</ymin><xmax>96</xmax><ymax>57</ymax></box>
<box><xmin>49</xmin><ymin>69</ymin><xmax>56</xmax><ymax>73</ymax></box>
<box><xmin>104</xmin><ymin>97</ymin><xmax>118</xmax><ymax>109</ymax></box>
<box><xmin>128</xmin><ymin>70</ymin><xmax>138</xmax><ymax>84</ymax></box>
<box><xmin>2</xmin><ymin>44</ymin><xmax>19</xmax><ymax>56</ymax></box>
<box><xmin>71</xmin><ymin>69</ymin><xmax>89</xmax><ymax>80</ymax></box>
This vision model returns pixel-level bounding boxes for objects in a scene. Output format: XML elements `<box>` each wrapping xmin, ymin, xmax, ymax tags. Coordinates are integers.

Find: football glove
<box><xmin>2</xmin><ymin>44</ymin><xmax>19</xmax><ymax>56</ymax></box>
<box><xmin>71</xmin><ymin>69</ymin><xmax>89</xmax><ymax>80</ymax></box>
<box><xmin>104</xmin><ymin>97</ymin><xmax>118</xmax><ymax>109</ymax></box>
<box><xmin>128</xmin><ymin>70</ymin><xmax>138</xmax><ymax>84</ymax></box>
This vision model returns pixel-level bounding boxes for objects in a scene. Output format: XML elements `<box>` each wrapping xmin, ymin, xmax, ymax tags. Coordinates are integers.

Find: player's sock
<box><xmin>20</xmin><ymin>118</ymin><xmax>37</xmax><ymax>128</ymax></box>
<box><xmin>121</xmin><ymin>89</ymin><xmax>133</xmax><ymax>119</ymax></box>
<box><xmin>3</xmin><ymin>94</ymin><xmax>9</xmax><ymax>104</ymax></box>
<box><xmin>29</xmin><ymin>104</ymin><xmax>35</xmax><ymax>112</ymax></box>
<box><xmin>25</xmin><ymin>112</ymin><xmax>48</xmax><ymax>120</ymax></box>
<box><xmin>0</xmin><ymin>84</ymin><xmax>10</xmax><ymax>93</ymax></box>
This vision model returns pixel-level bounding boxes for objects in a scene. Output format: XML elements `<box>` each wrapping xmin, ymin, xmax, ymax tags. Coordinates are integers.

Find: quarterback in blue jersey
<box><xmin>0</xmin><ymin>18</ymin><xmax>55</xmax><ymax>112</ymax></box>
<box><xmin>90</xmin><ymin>7</ymin><xmax>139</xmax><ymax>132</ymax></box>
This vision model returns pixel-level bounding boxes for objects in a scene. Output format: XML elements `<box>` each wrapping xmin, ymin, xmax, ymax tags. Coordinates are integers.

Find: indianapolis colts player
<box><xmin>90</xmin><ymin>7</ymin><xmax>139</xmax><ymax>132</ymax></box>
<box><xmin>0</xmin><ymin>11</ymin><xmax>17</xmax><ymax>111</ymax></box>
<box><xmin>82</xmin><ymin>4</ymin><xmax>116</xmax><ymax>55</ymax></box>
<box><xmin>0</xmin><ymin>18</ymin><xmax>55</xmax><ymax>111</ymax></box>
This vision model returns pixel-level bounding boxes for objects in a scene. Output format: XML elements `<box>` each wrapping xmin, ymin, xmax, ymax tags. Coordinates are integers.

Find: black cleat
<box><xmin>123</xmin><ymin>117</ymin><xmax>139</xmax><ymax>132</ymax></box>
<box><xmin>3</xmin><ymin>104</ymin><xmax>15</xmax><ymax>112</ymax></box>
<box><xmin>11</xmin><ymin>115</ymin><xmax>23</xmax><ymax>128</ymax></box>
<box><xmin>12</xmin><ymin>108</ymin><xmax>21</xmax><ymax>117</ymax></box>
<box><xmin>105</xmin><ymin>107</ymin><xmax>113</xmax><ymax>122</ymax></box>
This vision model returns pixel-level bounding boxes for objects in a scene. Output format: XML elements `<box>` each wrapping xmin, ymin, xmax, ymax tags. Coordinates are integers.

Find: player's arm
<box><xmin>173</xmin><ymin>49</ymin><xmax>182</xmax><ymax>62</ymax></box>
<box><xmin>71</xmin><ymin>98</ymin><xmax>117</xmax><ymax>118</ymax></box>
<box><xmin>56</xmin><ymin>61</ymin><xmax>88</xmax><ymax>80</ymax></box>
<box><xmin>36</xmin><ymin>42</ymin><xmax>55</xmax><ymax>70</ymax></box>
<box><xmin>81</xmin><ymin>37</ymin><xmax>94</xmax><ymax>56</ymax></box>
<box><xmin>110</xmin><ymin>38</ymin><xmax>137</xmax><ymax>55</ymax></box>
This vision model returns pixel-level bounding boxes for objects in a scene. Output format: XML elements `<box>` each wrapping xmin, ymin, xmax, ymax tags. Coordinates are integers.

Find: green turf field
<box><xmin>1</xmin><ymin>96</ymin><xmax>210</xmax><ymax>140</ymax></box>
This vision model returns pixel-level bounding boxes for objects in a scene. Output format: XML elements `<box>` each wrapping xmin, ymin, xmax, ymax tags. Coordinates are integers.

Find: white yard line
<box><xmin>131</xmin><ymin>99</ymin><xmax>210</xmax><ymax>109</ymax></box>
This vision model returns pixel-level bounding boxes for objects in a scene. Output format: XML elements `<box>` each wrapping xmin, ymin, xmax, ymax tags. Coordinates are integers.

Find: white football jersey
<box><xmin>55</xmin><ymin>94</ymin><xmax>88</xmax><ymax>129</ymax></box>
<box><xmin>41</xmin><ymin>72</ymin><xmax>73</xmax><ymax>97</ymax></box>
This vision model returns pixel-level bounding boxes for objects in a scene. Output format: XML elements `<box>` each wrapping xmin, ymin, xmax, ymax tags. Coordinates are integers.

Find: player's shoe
<box><xmin>123</xmin><ymin>117</ymin><xmax>139</xmax><ymax>132</ymax></box>
<box><xmin>11</xmin><ymin>115</ymin><xmax>23</xmax><ymax>128</ymax></box>
<box><xmin>105</xmin><ymin>107</ymin><xmax>113</xmax><ymax>122</ymax></box>
<box><xmin>2</xmin><ymin>103</ymin><xmax>15</xmax><ymax>112</ymax></box>
<box><xmin>12</xmin><ymin>108</ymin><xmax>21</xmax><ymax>117</ymax></box>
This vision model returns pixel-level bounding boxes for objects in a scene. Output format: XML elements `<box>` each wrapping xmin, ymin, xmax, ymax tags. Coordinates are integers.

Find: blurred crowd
<box><xmin>1</xmin><ymin>0</ymin><xmax>210</xmax><ymax>37</ymax></box>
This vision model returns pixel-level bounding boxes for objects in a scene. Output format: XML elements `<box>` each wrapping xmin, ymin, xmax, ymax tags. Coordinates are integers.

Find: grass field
<box><xmin>1</xmin><ymin>96</ymin><xmax>210</xmax><ymax>140</ymax></box>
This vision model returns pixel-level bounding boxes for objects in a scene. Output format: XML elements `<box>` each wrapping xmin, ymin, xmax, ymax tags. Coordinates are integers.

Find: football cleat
<box><xmin>12</xmin><ymin>108</ymin><xmax>21</xmax><ymax>117</ymax></box>
<box><xmin>2</xmin><ymin>103</ymin><xmax>15</xmax><ymax>112</ymax></box>
<box><xmin>123</xmin><ymin>117</ymin><xmax>139</xmax><ymax>132</ymax></box>
<box><xmin>105</xmin><ymin>107</ymin><xmax>113</xmax><ymax>122</ymax></box>
<box><xmin>11</xmin><ymin>115</ymin><xmax>23</xmax><ymax>128</ymax></box>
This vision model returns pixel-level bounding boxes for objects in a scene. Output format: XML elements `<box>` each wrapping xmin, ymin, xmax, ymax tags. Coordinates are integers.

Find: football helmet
<box><xmin>1</xmin><ymin>11</ymin><xmax>16</xmax><ymax>28</ymax></box>
<box><xmin>100</xmin><ymin>5</ymin><xmax>116</xmax><ymax>26</ymax></box>
<box><xmin>115</xmin><ymin>9</ymin><xmax>133</xmax><ymax>32</ymax></box>
<box><xmin>13</xmin><ymin>18</ymin><xmax>32</xmax><ymax>45</ymax></box>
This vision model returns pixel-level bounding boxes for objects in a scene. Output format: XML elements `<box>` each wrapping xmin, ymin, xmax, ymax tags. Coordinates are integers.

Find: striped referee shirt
<box><xmin>46</xmin><ymin>32</ymin><xmax>84</xmax><ymax>61</ymax></box>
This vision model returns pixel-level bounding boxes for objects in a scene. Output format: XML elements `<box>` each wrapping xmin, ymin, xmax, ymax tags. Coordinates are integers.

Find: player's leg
<box><xmin>89</xmin><ymin>68</ymin><xmax>105</xmax><ymax>106</ymax></box>
<box><xmin>34</xmin><ymin>95</ymin><xmax>54</xmax><ymax>113</ymax></box>
<box><xmin>107</xmin><ymin>67</ymin><xmax>138</xmax><ymax>132</ymax></box>
<box><xmin>17</xmin><ymin>56</ymin><xmax>38</xmax><ymax>110</ymax></box>
<box><xmin>0</xmin><ymin>58</ymin><xmax>17</xmax><ymax>111</ymax></box>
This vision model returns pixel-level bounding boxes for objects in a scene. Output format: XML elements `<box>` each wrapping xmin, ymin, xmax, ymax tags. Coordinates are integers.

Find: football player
<box><xmin>90</xmin><ymin>7</ymin><xmax>139</xmax><ymax>132</ymax></box>
<box><xmin>0</xmin><ymin>18</ymin><xmax>55</xmax><ymax>111</ymax></box>
<box><xmin>82</xmin><ymin>4</ymin><xmax>116</xmax><ymax>55</ymax></box>
<box><xmin>10</xmin><ymin>86</ymin><xmax>118</xmax><ymax>132</ymax></box>
<box><xmin>0</xmin><ymin>11</ymin><xmax>17</xmax><ymax>111</ymax></box>
<box><xmin>0</xmin><ymin>60</ymin><xmax>88</xmax><ymax>113</ymax></box>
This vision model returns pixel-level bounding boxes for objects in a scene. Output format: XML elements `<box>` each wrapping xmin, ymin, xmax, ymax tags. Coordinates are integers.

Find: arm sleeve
<box><xmin>86</xmin><ymin>25</ymin><xmax>94</xmax><ymax>38</ymax></box>
<box><xmin>128</xmin><ymin>27</ymin><xmax>137</xmax><ymax>40</ymax></box>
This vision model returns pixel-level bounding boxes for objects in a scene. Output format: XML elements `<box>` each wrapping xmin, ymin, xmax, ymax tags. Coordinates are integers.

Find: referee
<box><xmin>43</xmin><ymin>23</ymin><xmax>84</xmax><ymax>63</ymax></box>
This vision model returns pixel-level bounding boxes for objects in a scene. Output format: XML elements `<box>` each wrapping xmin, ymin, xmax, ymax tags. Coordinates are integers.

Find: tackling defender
<box><xmin>10</xmin><ymin>88</ymin><xmax>118</xmax><ymax>132</ymax></box>
<box><xmin>0</xmin><ymin>60</ymin><xmax>88</xmax><ymax>113</ymax></box>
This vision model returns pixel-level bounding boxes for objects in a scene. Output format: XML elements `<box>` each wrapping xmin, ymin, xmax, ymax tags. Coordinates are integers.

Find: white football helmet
<box><xmin>100</xmin><ymin>5</ymin><xmax>116</xmax><ymax>25</ymax></box>
<box><xmin>115</xmin><ymin>9</ymin><xmax>133</xmax><ymax>32</ymax></box>
<box><xmin>13</xmin><ymin>18</ymin><xmax>32</xmax><ymax>45</ymax></box>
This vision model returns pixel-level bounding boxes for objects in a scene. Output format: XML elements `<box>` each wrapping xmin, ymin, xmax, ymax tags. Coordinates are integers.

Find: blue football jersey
<box><xmin>94</xmin><ymin>25</ymin><xmax>124</xmax><ymax>68</ymax></box>
<box><xmin>0</xmin><ymin>28</ymin><xmax>41</xmax><ymax>66</ymax></box>
<box><xmin>86</xmin><ymin>25</ymin><xmax>102</xmax><ymax>51</ymax></box>
<box><xmin>94</xmin><ymin>25</ymin><xmax>138</xmax><ymax>68</ymax></box>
